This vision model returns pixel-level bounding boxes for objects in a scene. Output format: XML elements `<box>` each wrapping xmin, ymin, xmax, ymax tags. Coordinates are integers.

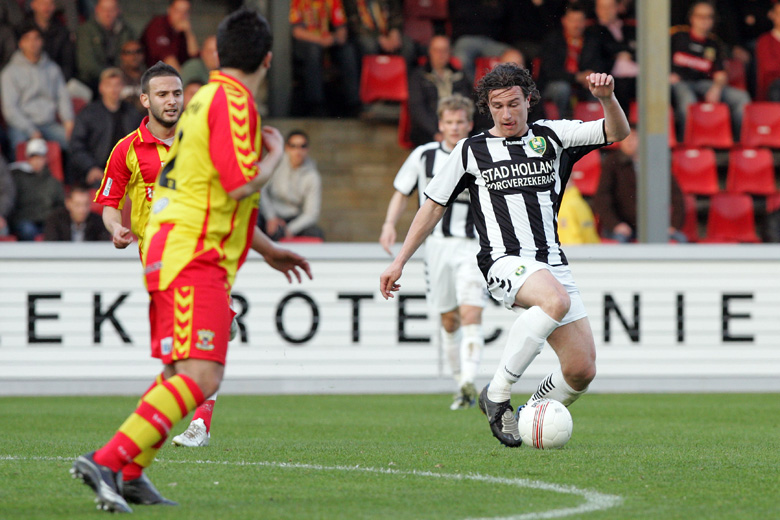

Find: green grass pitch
<box><xmin>1</xmin><ymin>393</ymin><xmax>778</xmax><ymax>519</ymax></box>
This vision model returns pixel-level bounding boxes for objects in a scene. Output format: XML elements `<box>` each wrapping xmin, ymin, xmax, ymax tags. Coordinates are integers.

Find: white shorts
<box><xmin>485</xmin><ymin>256</ymin><xmax>587</xmax><ymax>325</ymax></box>
<box><xmin>424</xmin><ymin>236</ymin><xmax>487</xmax><ymax>314</ymax></box>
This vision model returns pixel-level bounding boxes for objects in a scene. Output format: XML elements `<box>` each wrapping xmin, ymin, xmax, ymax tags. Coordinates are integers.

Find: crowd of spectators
<box><xmin>0</xmin><ymin>0</ymin><xmax>779</xmax><ymax>243</ymax></box>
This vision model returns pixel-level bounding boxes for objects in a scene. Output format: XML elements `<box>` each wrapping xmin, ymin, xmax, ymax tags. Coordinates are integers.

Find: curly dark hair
<box><xmin>474</xmin><ymin>63</ymin><xmax>541</xmax><ymax>115</ymax></box>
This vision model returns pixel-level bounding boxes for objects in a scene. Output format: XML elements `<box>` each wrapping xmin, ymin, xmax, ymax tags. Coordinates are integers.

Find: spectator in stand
<box><xmin>538</xmin><ymin>2</ymin><xmax>592</xmax><ymax>118</ymax></box>
<box><xmin>182</xmin><ymin>78</ymin><xmax>204</xmax><ymax>109</ymax></box>
<box><xmin>141</xmin><ymin>0</ymin><xmax>200</xmax><ymax>70</ymax></box>
<box><xmin>0</xmin><ymin>154</ymin><xmax>14</xmax><ymax>237</ymax></box>
<box><xmin>448</xmin><ymin>0</ymin><xmax>513</xmax><ymax>83</ymax></box>
<box><xmin>1</xmin><ymin>22</ymin><xmax>74</xmax><ymax>155</ymax></box>
<box><xmin>670</xmin><ymin>0</ymin><xmax>751</xmax><ymax>137</ymax></box>
<box><xmin>118</xmin><ymin>40</ymin><xmax>146</xmax><ymax>115</ymax></box>
<box><xmin>44</xmin><ymin>185</ymin><xmax>110</xmax><ymax>241</ymax></box>
<box><xmin>0</xmin><ymin>0</ymin><xmax>22</xmax><ymax>71</ymax></box>
<box><xmin>180</xmin><ymin>34</ymin><xmax>219</xmax><ymax>87</ymax></box>
<box><xmin>343</xmin><ymin>0</ymin><xmax>416</xmax><ymax>68</ymax></box>
<box><xmin>557</xmin><ymin>183</ymin><xmax>601</xmax><ymax>245</ymax></box>
<box><xmin>8</xmin><ymin>138</ymin><xmax>65</xmax><ymax>241</ymax></box>
<box><xmin>27</xmin><ymin>0</ymin><xmax>76</xmax><ymax>81</ymax></box>
<box><xmin>755</xmin><ymin>1</ymin><xmax>780</xmax><ymax>101</ymax></box>
<box><xmin>580</xmin><ymin>0</ymin><xmax>638</xmax><ymax>113</ymax></box>
<box><xmin>591</xmin><ymin>126</ymin><xmax>687</xmax><ymax>243</ymax></box>
<box><xmin>290</xmin><ymin>0</ymin><xmax>362</xmax><ymax>117</ymax></box>
<box><xmin>69</xmin><ymin>67</ymin><xmax>143</xmax><ymax>187</ymax></box>
<box><xmin>76</xmin><ymin>0</ymin><xmax>135</xmax><ymax>93</ymax></box>
<box><xmin>408</xmin><ymin>35</ymin><xmax>472</xmax><ymax>146</ymax></box>
<box><xmin>259</xmin><ymin>130</ymin><xmax>325</xmax><ymax>241</ymax></box>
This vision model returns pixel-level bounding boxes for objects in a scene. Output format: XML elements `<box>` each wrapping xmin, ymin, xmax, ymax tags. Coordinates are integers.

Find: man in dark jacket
<box><xmin>69</xmin><ymin>67</ymin><xmax>143</xmax><ymax>187</ymax></box>
<box><xmin>8</xmin><ymin>138</ymin><xmax>65</xmax><ymax>240</ymax></box>
<box><xmin>538</xmin><ymin>2</ymin><xmax>592</xmax><ymax>119</ymax></box>
<box><xmin>408</xmin><ymin>35</ymin><xmax>471</xmax><ymax>146</ymax></box>
<box><xmin>44</xmin><ymin>185</ymin><xmax>109</xmax><ymax>241</ymax></box>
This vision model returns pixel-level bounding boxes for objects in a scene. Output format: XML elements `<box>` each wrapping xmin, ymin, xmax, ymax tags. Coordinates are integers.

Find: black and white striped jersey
<box><xmin>424</xmin><ymin>118</ymin><xmax>608</xmax><ymax>277</ymax></box>
<box><xmin>393</xmin><ymin>141</ymin><xmax>476</xmax><ymax>239</ymax></box>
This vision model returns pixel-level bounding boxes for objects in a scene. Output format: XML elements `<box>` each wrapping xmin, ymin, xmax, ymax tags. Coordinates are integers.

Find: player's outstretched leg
<box><xmin>122</xmin><ymin>473</ymin><xmax>178</xmax><ymax>506</ymax></box>
<box><xmin>70</xmin><ymin>452</ymin><xmax>133</xmax><ymax>513</ymax></box>
<box><xmin>172</xmin><ymin>393</ymin><xmax>216</xmax><ymax>447</ymax></box>
<box><xmin>478</xmin><ymin>385</ymin><xmax>522</xmax><ymax>447</ymax></box>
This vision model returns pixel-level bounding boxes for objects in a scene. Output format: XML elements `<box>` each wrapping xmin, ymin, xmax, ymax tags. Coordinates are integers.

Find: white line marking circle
<box><xmin>3</xmin><ymin>455</ymin><xmax>622</xmax><ymax>519</ymax></box>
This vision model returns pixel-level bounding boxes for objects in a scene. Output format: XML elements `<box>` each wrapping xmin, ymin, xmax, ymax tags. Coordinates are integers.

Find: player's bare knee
<box><xmin>564</xmin><ymin>363</ymin><xmax>596</xmax><ymax>390</ymax></box>
<box><xmin>440</xmin><ymin>311</ymin><xmax>459</xmax><ymax>333</ymax></box>
<box><xmin>540</xmin><ymin>290</ymin><xmax>570</xmax><ymax>322</ymax></box>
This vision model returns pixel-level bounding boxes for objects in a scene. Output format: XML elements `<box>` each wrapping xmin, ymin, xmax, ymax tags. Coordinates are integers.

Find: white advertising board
<box><xmin>1</xmin><ymin>243</ymin><xmax>779</xmax><ymax>395</ymax></box>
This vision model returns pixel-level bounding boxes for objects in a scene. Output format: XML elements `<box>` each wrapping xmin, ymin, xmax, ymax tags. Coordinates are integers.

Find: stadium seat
<box><xmin>404</xmin><ymin>0</ymin><xmax>448</xmax><ymax>19</ymax></box>
<box><xmin>671</xmin><ymin>147</ymin><xmax>719</xmax><ymax>196</ymax></box>
<box><xmin>572</xmin><ymin>101</ymin><xmax>604</xmax><ymax>122</ymax></box>
<box><xmin>72</xmin><ymin>97</ymin><xmax>87</xmax><ymax>116</ymax></box>
<box><xmin>725</xmin><ymin>148</ymin><xmax>777</xmax><ymax>196</ymax></box>
<box><xmin>543</xmin><ymin>100</ymin><xmax>559</xmax><ymax>120</ymax></box>
<box><xmin>278</xmin><ymin>236</ymin><xmax>324</xmax><ymax>244</ymax></box>
<box><xmin>681</xmin><ymin>194</ymin><xmax>699</xmax><ymax>243</ymax></box>
<box><xmin>0</xmin><ymin>235</ymin><xmax>18</xmax><ymax>242</ymax></box>
<box><xmin>627</xmin><ymin>102</ymin><xmax>677</xmax><ymax>147</ymax></box>
<box><xmin>724</xmin><ymin>57</ymin><xmax>748</xmax><ymax>91</ymax></box>
<box><xmin>703</xmin><ymin>192</ymin><xmax>761</xmax><ymax>243</ymax></box>
<box><xmin>474</xmin><ymin>56</ymin><xmax>500</xmax><ymax>86</ymax></box>
<box><xmin>15</xmin><ymin>140</ymin><xmax>64</xmax><ymax>182</ymax></box>
<box><xmin>740</xmin><ymin>102</ymin><xmax>780</xmax><ymax>148</ymax></box>
<box><xmin>359</xmin><ymin>55</ymin><xmax>408</xmax><ymax>105</ymax></box>
<box><xmin>570</xmin><ymin>149</ymin><xmax>601</xmax><ymax>196</ymax></box>
<box><xmin>398</xmin><ymin>101</ymin><xmax>413</xmax><ymax>149</ymax></box>
<box><xmin>403</xmin><ymin>16</ymin><xmax>434</xmax><ymax>47</ymax></box>
<box><xmin>683</xmin><ymin>102</ymin><xmax>733</xmax><ymax>149</ymax></box>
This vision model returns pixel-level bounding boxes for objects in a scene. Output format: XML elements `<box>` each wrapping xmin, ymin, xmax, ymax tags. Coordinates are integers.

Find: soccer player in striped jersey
<box><xmin>380</xmin><ymin>63</ymin><xmax>630</xmax><ymax>447</ymax></box>
<box><xmin>380</xmin><ymin>94</ymin><xmax>487</xmax><ymax>410</ymax></box>
<box><xmin>72</xmin><ymin>9</ymin><xmax>311</xmax><ymax>512</ymax></box>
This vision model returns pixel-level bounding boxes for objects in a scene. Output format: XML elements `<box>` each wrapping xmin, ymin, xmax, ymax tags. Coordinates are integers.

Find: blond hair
<box><xmin>437</xmin><ymin>94</ymin><xmax>475</xmax><ymax>121</ymax></box>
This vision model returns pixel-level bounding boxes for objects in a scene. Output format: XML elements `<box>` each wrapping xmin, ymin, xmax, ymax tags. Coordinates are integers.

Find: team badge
<box><xmin>161</xmin><ymin>336</ymin><xmax>173</xmax><ymax>355</ymax></box>
<box><xmin>515</xmin><ymin>265</ymin><xmax>526</xmax><ymax>276</ymax></box>
<box><xmin>529</xmin><ymin>137</ymin><xmax>547</xmax><ymax>155</ymax></box>
<box><xmin>195</xmin><ymin>330</ymin><xmax>215</xmax><ymax>351</ymax></box>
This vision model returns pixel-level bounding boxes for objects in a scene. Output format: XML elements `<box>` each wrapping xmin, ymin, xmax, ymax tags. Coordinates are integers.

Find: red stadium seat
<box><xmin>278</xmin><ymin>236</ymin><xmax>324</xmax><ymax>244</ymax></box>
<box><xmin>681</xmin><ymin>194</ymin><xmax>699</xmax><ymax>243</ymax></box>
<box><xmin>398</xmin><ymin>101</ymin><xmax>413</xmax><ymax>149</ymax></box>
<box><xmin>671</xmin><ymin>147</ymin><xmax>719</xmax><ymax>196</ymax></box>
<box><xmin>683</xmin><ymin>102</ymin><xmax>733</xmax><ymax>149</ymax></box>
<box><xmin>359</xmin><ymin>55</ymin><xmax>408</xmax><ymax>105</ymax></box>
<box><xmin>572</xmin><ymin>101</ymin><xmax>604</xmax><ymax>122</ymax></box>
<box><xmin>15</xmin><ymin>140</ymin><xmax>65</xmax><ymax>182</ymax></box>
<box><xmin>474</xmin><ymin>56</ymin><xmax>500</xmax><ymax>86</ymax></box>
<box><xmin>570</xmin><ymin>150</ymin><xmax>601</xmax><ymax>196</ymax></box>
<box><xmin>740</xmin><ymin>102</ymin><xmax>780</xmax><ymax>148</ymax></box>
<box><xmin>724</xmin><ymin>57</ymin><xmax>747</xmax><ymax>91</ymax></box>
<box><xmin>703</xmin><ymin>192</ymin><xmax>761</xmax><ymax>243</ymax></box>
<box><xmin>403</xmin><ymin>16</ymin><xmax>434</xmax><ymax>47</ymax></box>
<box><xmin>543</xmin><ymin>101</ymin><xmax>559</xmax><ymax>121</ymax></box>
<box><xmin>72</xmin><ymin>97</ymin><xmax>88</xmax><ymax>116</ymax></box>
<box><xmin>404</xmin><ymin>0</ymin><xmax>448</xmax><ymax>20</ymax></box>
<box><xmin>725</xmin><ymin>148</ymin><xmax>777</xmax><ymax>196</ymax></box>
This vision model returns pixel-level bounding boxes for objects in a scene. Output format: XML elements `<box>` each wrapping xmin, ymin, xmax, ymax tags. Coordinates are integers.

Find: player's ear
<box><xmin>262</xmin><ymin>51</ymin><xmax>272</xmax><ymax>70</ymax></box>
<box><xmin>140</xmin><ymin>93</ymin><xmax>150</xmax><ymax>110</ymax></box>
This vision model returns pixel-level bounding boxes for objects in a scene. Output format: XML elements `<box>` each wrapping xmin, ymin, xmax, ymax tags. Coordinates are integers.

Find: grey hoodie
<box><xmin>0</xmin><ymin>50</ymin><xmax>73</xmax><ymax>136</ymax></box>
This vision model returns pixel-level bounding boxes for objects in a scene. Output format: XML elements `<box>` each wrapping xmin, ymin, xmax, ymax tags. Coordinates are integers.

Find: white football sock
<box><xmin>488</xmin><ymin>307</ymin><xmax>559</xmax><ymax>403</ymax></box>
<box><xmin>527</xmin><ymin>368</ymin><xmax>587</xmax><ymax>407</ymax></box>
<box><xmin>459</xmin><ymin>323</ymin><xmax>484</xmax><ymax>386</ymax></box>
<box><xmin>441</xmin><ymin>328</ymin><xmax>461</xmax><ymax>383</ymax></box>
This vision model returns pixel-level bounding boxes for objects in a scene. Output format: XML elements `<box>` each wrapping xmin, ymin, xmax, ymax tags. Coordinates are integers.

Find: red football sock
<box><xmin>192</xmin><ymin>399</ymin><xmax>216</xmax><ymax>432</ymax></box>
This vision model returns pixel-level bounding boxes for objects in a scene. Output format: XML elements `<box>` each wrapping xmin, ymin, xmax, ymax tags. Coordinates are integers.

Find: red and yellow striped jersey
<box><xmin>143</xmin><ymin>71</ymin><xmax>262</xmax><ymax>292</ymax></box>
<box><xmin>95</xmin><ymin>116</ymin><xmax>171</xmax><ymax>260</ymax></box>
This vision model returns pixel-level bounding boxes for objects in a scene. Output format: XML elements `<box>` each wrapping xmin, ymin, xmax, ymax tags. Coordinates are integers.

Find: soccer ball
<box><xmin>517</xmin><ymin>399</ymin><xmax>573</xmax><ymax>449</ymax></box>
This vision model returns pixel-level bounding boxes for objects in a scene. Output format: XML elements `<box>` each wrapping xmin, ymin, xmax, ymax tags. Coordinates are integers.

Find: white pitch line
<box><xmin>2</xmin><ymin>455</ymin><xmax>622</xmax><ymax>520</ymax></box>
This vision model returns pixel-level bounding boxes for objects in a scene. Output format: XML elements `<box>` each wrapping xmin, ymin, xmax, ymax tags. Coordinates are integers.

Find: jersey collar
<box><xmin>209</xmin><ymin>70</ymin><xmax>252</xmax><ymax>98</ymax></box>
<box><xmin>137</xmin><ymin>116</ymin><xmax>171</xmax><ymax>145</ymax></box>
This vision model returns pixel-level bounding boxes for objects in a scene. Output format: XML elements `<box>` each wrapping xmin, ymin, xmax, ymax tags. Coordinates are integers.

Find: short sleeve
<box><xmin>208</xmin><ymin>86</ymin><xmax>259</xmax><ymax>193</ymax></box>
<box><xmin>424</xmin><ymin>140</ymin><xmax>472</xmax><ymax>206</ymax></box>
<box><xmin>543</xmin><ymin>119</ymin><xmax>607</xmax><ymax>148</ymax></box>
<box><xmin>392</xmin><ymin>146</ymin><xmax>424</xmax><ymax>196</ymax></box>
<box><xmin>95</xmin><ymin>137</ymin><xmax>133</xmax><ymax>209</ymax></box>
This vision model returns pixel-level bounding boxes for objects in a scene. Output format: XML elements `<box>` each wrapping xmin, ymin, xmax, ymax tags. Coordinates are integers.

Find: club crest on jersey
<box><xmin>529</xmin><ymin>137</ymin><xmax>547</xmax><ymax>155</ymax></box>
<box><xmin>515</xmin><ymin>265</ymin><xmax>526</xmax><ymax>276</ymax></box>
<box><xmin>196</xmin><ymin>330</ymin><xmax>215</xmax><ymax>351</ymax></box>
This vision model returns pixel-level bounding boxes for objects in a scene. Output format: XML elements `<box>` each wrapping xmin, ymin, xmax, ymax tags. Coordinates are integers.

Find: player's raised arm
<box><xmin>587</xmin><ymin>72</ymin><xmax>630</xmax><ymax>143</ymax></box>
<box><xmin>379</xmin><ymin>198</ymin><xmax>446</xmax><ymax>299</ymax></box>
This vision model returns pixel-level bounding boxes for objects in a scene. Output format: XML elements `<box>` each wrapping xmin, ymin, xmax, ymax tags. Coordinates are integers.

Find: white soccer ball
<box><xmin>517</xmin><ymin>399</ymin><xmax>573</xmax><ymax>449</ymax></box>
